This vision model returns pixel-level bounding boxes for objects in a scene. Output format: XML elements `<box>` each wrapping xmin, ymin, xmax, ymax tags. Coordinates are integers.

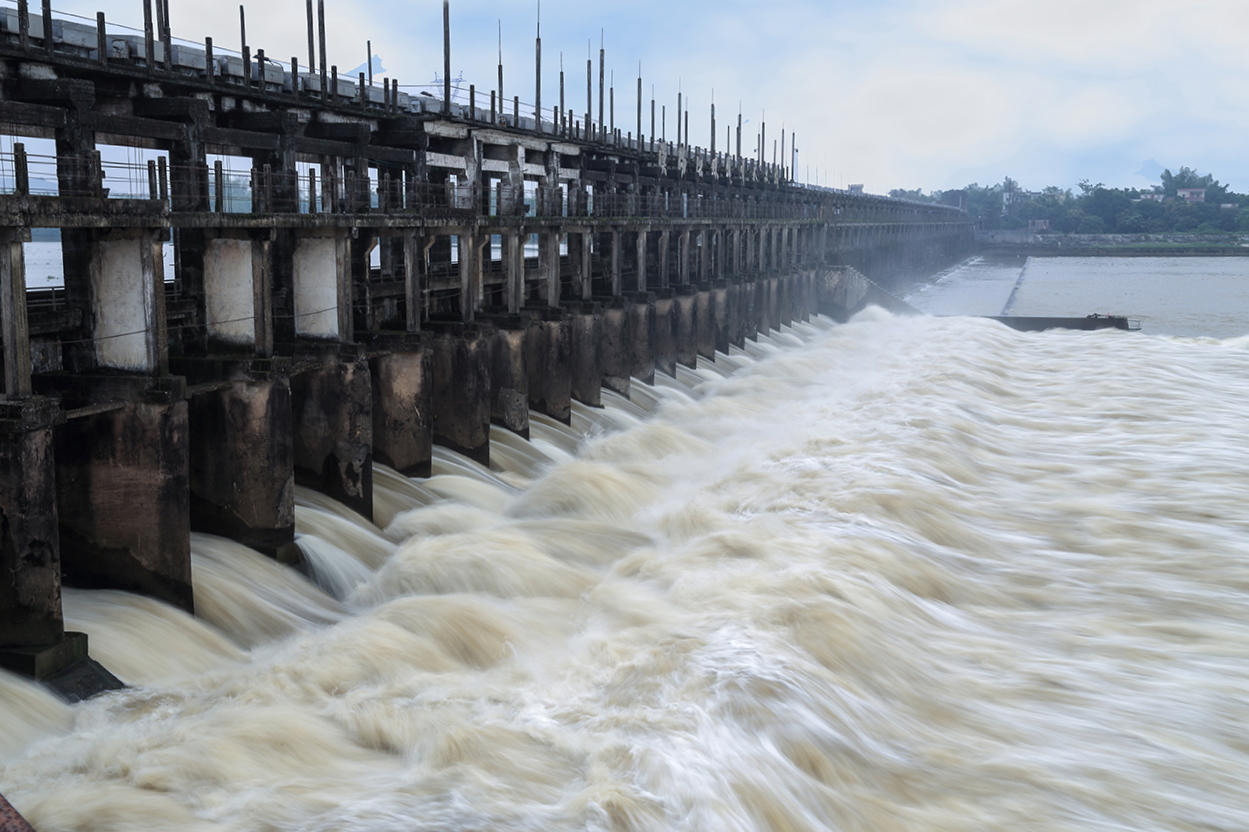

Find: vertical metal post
<box><xmin>468</xmin><ymin>84</ymin><xmax>475</xmax><ymax>119</ymax></box>
<box><xmin>585</xmin><ymin>53</ymin><xmax>591</xmax><ymax>136</ymax></box>
<box><xmin>158</xmin><ymin>156</ymin><xmax>168</xmax><ymax>203</ymax></box>
<box><xmin>148</xmin><ymin>160</ymin><xmax>159</xmax><ymax>201</ymax></box>
<box><xmin>710</xmin><ymin>102</ymin><xmax>716</xmax><ymax>156</ymax></box>
<box><xmin>318</xmin><ymin>0</ymin><xmax>327</xmax><ymax>99</ymax></box>
<box><xmin>597</xmin><ymin>34</ymin><xmax>604</xmax><ymax>131</ymax></box>
<box><xmin>257</xmin><ymin>48</ymin><xmax>266</xmax><ymax>90</ymax></box>
<box><xmin>205</xmin><ymin>36</ymin><xmax>214</xmax><ymax>84</ymax></box>
<box><xmin>308</xmin><ymin>168</ymin><xmax>317</xmax><ymax>213</ymax></box>
<box><xmin>367</xmin><ymin>40</ymin><xmax>373</xmax><ymax>86</ymax></box>
<box><xmin>291</xmin><ymin>57</ymin><xmax>299</xmax><ymax>95</ymax></box>
<box><xmin>636</xmin><ymin>71</ymin><xmax>642</xmax><ymax>145</ymax></box>
<box><xmin>306</xmin><ymin>0</ymin><xmax>315</xmax><ymax>76</ymax></box>
<box><xmin>96</xmin><ymin>12</ymin><xmax>107</xmax><ymax>66</ymax></box>
<box><xmin>330</xmin><ymin>65</ymin><xmax>337</xmax><ymax>102</ymax></box>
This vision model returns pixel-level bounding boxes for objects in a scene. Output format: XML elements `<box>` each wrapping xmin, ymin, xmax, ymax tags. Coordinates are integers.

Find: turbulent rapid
<box><xmin>4</xmin><ymin>309</ymin><xmax>1249</xmax><ymax>831</ymax></box>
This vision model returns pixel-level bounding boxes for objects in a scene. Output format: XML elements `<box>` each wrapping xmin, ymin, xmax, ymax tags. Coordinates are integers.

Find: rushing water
<box><xmin>4</xmin><ymin>283</ymin><xmax>1249</xmax><ymax>830</ymax></box>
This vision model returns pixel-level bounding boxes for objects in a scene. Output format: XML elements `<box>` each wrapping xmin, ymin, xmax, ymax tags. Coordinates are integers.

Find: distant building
<box><xmin>848</xmin><ymin>184</ymin><xmax>864</xmax><ymax>194</ymax></box>
<box><xmin>1027</xmin><ymin>219</ymin><xmax>1050</xmax><ymax>231</ymax></box>
<box><xmin>1177</xmin><ymin>188</ymin><xmax>1206</xmax><ymax>203</ymax></box>
<box><xmin>1137</xmin><ymin>193</ymin><xmax>1165</xmax><ymax>202</ymax></box>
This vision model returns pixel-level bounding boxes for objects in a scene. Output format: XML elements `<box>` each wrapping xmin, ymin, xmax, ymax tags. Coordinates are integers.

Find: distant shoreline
<box><xmin>977</xmin><ymin>231</ymin><xmax>1249</xmax><ymax>257</ymax></box>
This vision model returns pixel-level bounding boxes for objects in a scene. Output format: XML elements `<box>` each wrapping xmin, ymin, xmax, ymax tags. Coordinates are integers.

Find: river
<box><xmin>2</xmin><ymin>259</ymin><xmax>1249</xmax><ymax>831</ymax></box>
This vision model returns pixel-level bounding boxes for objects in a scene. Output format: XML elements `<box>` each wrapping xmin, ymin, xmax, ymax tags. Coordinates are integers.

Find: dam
<box><xmin>0</xmin><ymin>0</ymin><xmax>972</xmax><ymax>692</ymax></box>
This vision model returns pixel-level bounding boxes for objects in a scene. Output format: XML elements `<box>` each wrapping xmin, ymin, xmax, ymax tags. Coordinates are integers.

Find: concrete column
<box><xmin>203</xmin><ymin>231</ymin><xmax>273</xmax><ymax>356</ymax></box>
<box><xmin>370</xmin><ymin>339</ymin><xmax>433</xmax><ymax>478</ymax></box>
<box><xmin>90</xmin><ymin>228</ymin><xmax>168</xmax><ymax>373</ymax></box>
<box><xmin>657</xmin><ymin>229</ymin><xmax>671</xmax><ymax>288</ymax></box>
<box><xmin>431</xmin><ymin>325</ymin><xmax>492</xmax><ymax>466</ymax></box>
<box><xmin>291</xmin><ymin>357</ymin><xmax>373</xmax><ymax>521</ymax></box>
<box><xmin>674</xmin><ymin>288</ymin><xmax>697</xmax><ymax>369</ymax></box>
<box><xmin>628</xmin><ymin>293</ymin><xmax>656</xmax><ymax>385</ymax></box>
<box><xmin>189</xmin><ymin>374</ymin><xmax>295</xmax><ymax>559</ymax></box>
<box><xmin>540</xmin><ymin>231</ymin><xmax>562</xmax><ymax>306</ymax></box>
<box><xmin>404</xmin><ymin>231</ymin><xmax>427</xmax><ymax>332</ymax></box>
<box><xmin>699</xmin><ymin>230</ymin><xmax>710</xmax><ymax>283</ymax></box>
<box><xmin>599</xmin><ymin>299</ymin><xmax>631</xmax><ymax>396</ymax></box>
<box><xmin>609</xmin><ymin>229</ymin><xmax>623</xmax><ymax>296</ymax></box>
<box><xmin>459</xmin><ymin>231</ymin><xmax>485</xmax><ymax>320</ymax></box>
<box><xmin>569</xmin><ymin>303</ymin><xmax>602</xmax><ymax>407</ymax></box>
<box><xmin>504</xmin><ymin>231</ymin><xmax>525</xmax><ymax>313</ymax></box>
<box><xmin>525</xmin><ymin>309</ymin><xmax>572</xmax><ymax>423</ymax></box>
<box><xmin>652</xmin><ymin>291</ymin><xmax>677</xmax><ymax>378</ymax></box>
<box><xmin>635</xmin><ymin>229</ymin><xmax>648</xmax><ymax>291</ymax></box>
<box><xmin>0</xmin><ymin>228</ymin><xmax>31</xmax><ymax>397</ymax></box>
<box><xmin>293</xmin><ymin>229</ymin><xmax>352</xmax><ymax>341</ymax></box>
<box><xmin>54</xmin><ymin>384</ymin><xmax>192</xmax><ymax>613</ymax></box>
<box><xmin>566</xmin><ymin>231</ymin><xmax>589</xmax><ymax>300</ymax></box>
<box><xmin>678</xmin><ymin>229</ymin><xmax>691</xmax><ymax>285</ymax></box>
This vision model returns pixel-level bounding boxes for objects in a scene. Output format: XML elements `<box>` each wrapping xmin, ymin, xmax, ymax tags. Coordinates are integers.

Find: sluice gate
<box><xmin>0</xmin><ymin>0</ymin><xmax>973</xmax><ymax>695</ymax></box>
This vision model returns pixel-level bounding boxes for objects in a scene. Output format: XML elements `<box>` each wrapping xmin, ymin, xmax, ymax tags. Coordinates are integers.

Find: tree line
<box><xmin>890</xmin><ymin>167</ymin><xmax>1249</xmax><ymax>234</ymax></box>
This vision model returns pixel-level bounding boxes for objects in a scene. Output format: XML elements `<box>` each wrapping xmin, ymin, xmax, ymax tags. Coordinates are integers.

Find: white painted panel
<box><xmin>293</xmin><ymin>236</ymin><xmax>340</xmax><ymax>339</ymax></box>
<box><xmin>204</xmin><ymin>238</ymin><xmax>255</xmax><ymax>346</ymax></box>
<box><xmin>92</xmin><ymin>236</ymin><xmax>156</xmax><ymax>371</ymax></box>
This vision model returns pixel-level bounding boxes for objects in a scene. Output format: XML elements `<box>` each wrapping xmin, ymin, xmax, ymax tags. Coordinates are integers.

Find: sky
<box><xmin>54</xmin><ymin>0</ymin><xmax>1249</xmax><ymax>196</ymax></box>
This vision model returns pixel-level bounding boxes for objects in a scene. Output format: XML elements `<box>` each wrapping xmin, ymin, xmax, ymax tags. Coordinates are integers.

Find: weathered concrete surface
<box><xmin>370</xmin><ymin>346</ymin><xmax>434</xmax><ymax>478</ymax></box>
<box><xmin>0</xmin><ymin>398</ymin><xmax>63</xmax><ymax>647</ymax></box>
<box><xmin>778</xmin><ymin>275</ymin><xmax>794</xmax><ymax>328</ymax></box>
<box><xmin>291</xmin><ymin>358</ymin><xmax>373</xmax><ymax>521</ymax></box>
<box><xmin>652</xmin><ymin>292</ymin><xmax>677</xmax><ymax>378</ymax></box>
<box><xmin>485</xmin><ymin>317</ymin><xmax>531</xmax><ymax>437</ymax></box>
<box><xmin>674</xmin><ymin>289</ymin><xmax>698</xmax><ymax>368</ymax></box>
<box><xmin>599</xmin><ymin>299</ymin><xmax>632</xmax><ymax>396</ymax></box>
<box><xmin>694</xmin><ymin>285</ymin><xmax>715</xmax><ymax>361</ymax></box>
<box><xmin>430</xmin><ymin>326</ymin><xmax>492</xmax><ymax>466</ymax></box>
<box><xmin>627</xmin><ymin>294</ymin><xmax>656</xmax><ymax>385</ymax></box>
<box><xmin>189</xmin><ymin>378</ymin><xmax>296</xmax><ymax>558</ymax></box>
<box><xmin>712</xmin><ymin>283</ymin><xmax>730</xmax><ymax>354</ymax></box>
<box><xmin>569</xmin><ymin>304</ymin><xmax>603</xmax><ymax>408</ymax></box>
<box><xmin>54</xmin><ymin>397</ymin><xmax>193</xmax><ymax>614</ymax></box>
<box><xmin>524</xmin><ymin>309</ymin><xmax>572</xmax><ymax>424</ymax></box>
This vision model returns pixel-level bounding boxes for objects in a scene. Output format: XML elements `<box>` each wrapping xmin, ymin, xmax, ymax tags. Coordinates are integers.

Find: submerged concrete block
<box><xmin>430</xmin><ymin>326</ymin><xmax>492</xmax><ymax>466</ymax></box>
<box><xmin>370</xmin><ymin>345</ymin><xmax>433</xmax><ymax>478</ymax></box>
<box><xmin>291</xmin><ymin>358</ymin><xmax>373</xmax><ymax>521</ymax></box>
<box><xmin>189</xmin><ymin>377</ymin><xmax>295</xmax><ymax>557</ymax></box>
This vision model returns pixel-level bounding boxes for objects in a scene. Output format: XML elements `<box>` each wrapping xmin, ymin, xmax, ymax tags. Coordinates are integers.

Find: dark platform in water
<box><xmin>980</xmin><ymin>315</ymin><xmax>1140</xmax><ymax>332</ymax></box>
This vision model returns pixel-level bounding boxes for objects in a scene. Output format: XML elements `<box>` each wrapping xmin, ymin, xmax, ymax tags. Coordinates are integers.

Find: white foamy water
<box><xmin>4</xmin><ymin>311</ymin><xmax>1249</xmax><ymax>831</ymax></box>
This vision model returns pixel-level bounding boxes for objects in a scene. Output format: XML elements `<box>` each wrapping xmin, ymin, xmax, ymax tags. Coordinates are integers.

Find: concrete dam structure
<box><xmin>0</xmin><ymin>0</ymin><xmax>973</xmax><ymax>693</ymax></box>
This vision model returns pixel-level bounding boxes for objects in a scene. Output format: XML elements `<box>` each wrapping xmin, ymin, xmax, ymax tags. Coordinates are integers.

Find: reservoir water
<box><xmin>3</xmin><ymin>258</ymin><xmax>1249</xmax><ymax>831</ymax></box>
